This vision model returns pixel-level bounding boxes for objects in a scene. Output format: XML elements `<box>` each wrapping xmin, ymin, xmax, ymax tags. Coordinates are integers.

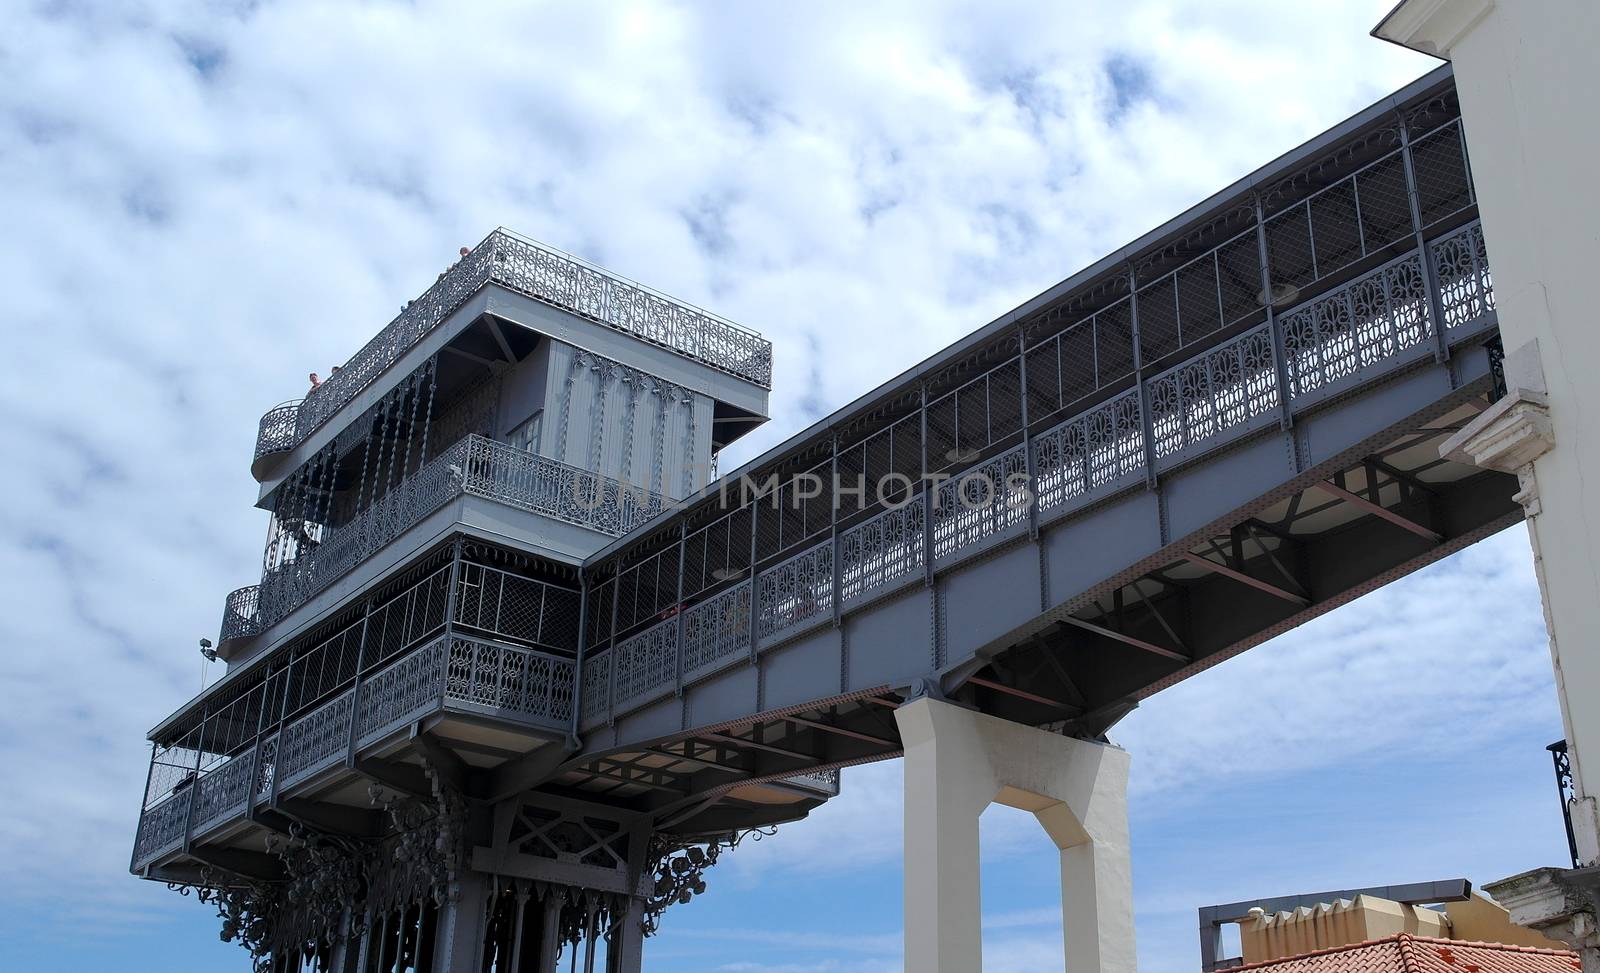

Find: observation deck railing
<box><xmin>133</xmin><ymin>632</ymin><xmax>575</xmax><ymax>871</ymax></box>
<box><xmin>253</xmin><ymin>230</ymin><xmax>772</xmax><ymax>461</ymax></box>
<box><xmin>579</xmin><ymin>219</ymin><xmax>1497</xmax><ymax>730</ymax></box>
<box><xmin>246</xmin><ymin>435</ymin><xmax>662</xmax><ymax>641</ymax></box>
<box><xmin>217</xmin><ymin>584</ymin><xmax>263</xmax><ymax>643</ymax></box>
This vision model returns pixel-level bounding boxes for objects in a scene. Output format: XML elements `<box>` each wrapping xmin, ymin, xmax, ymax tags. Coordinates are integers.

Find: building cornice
<box><xmin>1373</xmin><ymin>0</ymin><xmax>1496</xmax><ymax>58</ymax></box>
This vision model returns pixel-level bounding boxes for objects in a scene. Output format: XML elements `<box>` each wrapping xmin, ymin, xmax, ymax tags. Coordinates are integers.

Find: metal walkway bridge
<box><xmin>132</xmin><ymin>66</ymin><xmax>1513</xmax><ymax>924</ymax></box>
<box><xmin>548</xmin><ymin>63</ymin><xmax>1512</xmax><ymax>824</ymax></box>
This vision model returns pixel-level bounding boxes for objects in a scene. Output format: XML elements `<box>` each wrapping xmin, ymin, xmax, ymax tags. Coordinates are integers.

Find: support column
<box><xmin>605</xmin><ymin>898</ymin><xmax>646</xmax><ymax>973</ymax></box>
<box><xmin>538</xmin><ymin>890</ymin><xmax>564</xmax><ymax>973</ymax></box>
<box><xmin>895</xmin><ymin>697</ymin><xmax>1135</xmax><ymax>973</ymax></box>
<box><xmin>432</xmin><ymin>871</ymin><xmax>490</xmax><ymax>972</ymax></box>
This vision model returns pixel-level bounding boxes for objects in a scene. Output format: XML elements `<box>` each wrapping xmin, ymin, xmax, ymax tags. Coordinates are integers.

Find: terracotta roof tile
<box><xmin>1231</xmin><ymin>934</ymin><xmax>1578</xmax><ymax>973</ymax></box>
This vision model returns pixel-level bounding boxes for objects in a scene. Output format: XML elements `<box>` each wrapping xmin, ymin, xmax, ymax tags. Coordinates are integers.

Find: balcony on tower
<box><xmin>132</xmin><ymin>233</ymin><xmax>835</xmax><ymax>892</ymax></box>
<box><xmin>222</xmin><ymin>230</ymin><xmax>772</xmax><ymax>659</ymax></box>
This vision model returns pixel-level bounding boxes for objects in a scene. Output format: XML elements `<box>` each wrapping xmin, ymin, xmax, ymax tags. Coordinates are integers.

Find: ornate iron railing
<box><xmin>1279</xmin><ymin>250</ymin><xmax>1433</xmax><ymax>403</ymax></box>
<box><xmin>253</xmin><ymin>230</ymin><xmax>771</xmax><ymax>460</ymax></box>
<box><xmin>276</xmin><ymin>689</ymin><xmax>355</xmax><ymax>791</ymax></box>
<box><xmin>1432</xmin><ymin>221</ymin><xmax>1494</xmax><ymax>333</ymax></box>
<box><xmin>782</xmin><ymin>768</ymin><xmax>843</xmax><ymax>796</ymax></box>
<box><xmin>254</xmin><ymin>400</ymin><xmax>303</xmax><ymax>461</ymax></box>
<box><xmin>1031</xmin><ymin>388</ymin><xmax>1144</xmax><ymax>513</ymax></box>
<box><xmin>1148</xmin><ymin>322</ymin><xmax>1280</xmax><ymax>464</ymax></box>
<box><xmin>132</xmin><ymin>789</ymin><xmax>190</xmax><ymax>869</ymax></box>
<box><xmin>585</xmin><ymin>219</ymin><xmax>1500</xmax><ymax>719</ymax></box>
<box><xmin>757</xmin><ymin>541</ymin><xmax>833</xmax><ymax>641</ymax></box>
<box><xmin>681</xmin><ymin>582</ymin><xmax>753</xmax><ymax>675</ymax></box>
<box><xmin>840</xmin><ymin>502</ymin><xmax>924</xmax><ymax>604</ymax></box>
<box><xmin>932</xmin><ymin>444</ymin><xmax>1030</xmax><ymax>561</ymax></box>
<box><xmin>613</xmin><ymin>619</ymin><xmax>678</xmax><ymax>706</ymax></box>
<box><xmin>443</xmin><ymin>635</ymin><xmax>576</xmax><ymax>725</ymax></box>
<box><xmin>462</xmin><ymin>435</ymin><xmax>664</xmax><ymax>536</ymax></box>
<box><xmin>218</xmin><ymin>584</ymin><xmax>263</xmax><ymax>643</ymax></box>
<box><xmin>1550</xmin><ymin>740</ymin><xmax>1581</xmax><ymax>868</ymax></box>
<box><xmin>191</xmin><ymin>748</ymin><xmax>257</xmax><ymax>835</ymax></box>
<box><xmin>249</xmin><ymin>435</ymin><xmax>661</xmax><ymax>638</ymax></box>
<box><xmin>582</xmin><ymin>649</ymin><xmax>612</xmax><ymax>725</ymax></box>
<box><xmin>134</xmin><ymin>634</ymin><xmax>578</xmax><ymax>870</ymax></box>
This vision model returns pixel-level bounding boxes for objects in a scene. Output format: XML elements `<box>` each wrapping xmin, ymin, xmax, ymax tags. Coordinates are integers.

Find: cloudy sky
<box><xmin>0</xmin><ymin>1</ymin><xmax>1572</xmax><ymax>971</ymax></box>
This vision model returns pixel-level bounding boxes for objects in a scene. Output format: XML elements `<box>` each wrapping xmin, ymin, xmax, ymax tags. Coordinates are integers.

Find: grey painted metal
<box><xmin>153</xmin><ymin>209</ymin><xmax>1499</xmax><ymax>834</ymax></box>
<box><xmin>247</xmin><ymin>434</ymin><xmax>661</xmax><ymax>641</ymax></box>
<box><xmin>1196</xmin><ymin>878</ymin><xmax>1472</xmax><ymax>971</ymax></box>
<box><xmin>583</xmin><ymin>64</ymin><xmax>1461</xmax><ymax>557</ymax></box>
<box><xmin>1551</xmin><ymin>740</ymin><xmax>1581</xmax><ymax>869</ymax></box>
<box><xmin>136</xmin><ymin>63</ymin><xmax>1520</xmax><ymax>972</ymax></box>
<box><xmin>218</xmin><ymin>584</ymin><xmax>263</xmax><ymax>644</ymax></box>
<box><xmin>254</xmin><ymin>400</ymin><xmax>302</xmax><ymax>461</ymax></box>
<box><xmin>1397</xmin><ymin>111</ymin><xmax>1453</xmax><ymax>367</ymax></box>
<box><xmin>254</xmin><ymin>230</ymin><xmax>773</xmax><ymax>461</ymax></box>
<box><xmin>576</xmin><ymin>213</ymin><xmax>1497</xmax><ymax>749</ymax></box>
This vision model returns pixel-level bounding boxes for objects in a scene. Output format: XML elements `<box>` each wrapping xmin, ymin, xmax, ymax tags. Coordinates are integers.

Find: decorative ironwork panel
<box><xmin>217</xmin><ymin>584</ymin><xmax>263</xmax><ymax>643</ymax></box>
<box><xmin>1431</xmin><ymin>220</ymin><xmax>1494</xmax><ymax>333</ymax></box>
<box><xmin>757</xmin><ymin>541</ymin><xmax>834</xmax><ymax>641</ymax></box>
<box><xmin>840</xmin><ymin>501</ymin><xmax>924</xmax><ymax>603</ymax></box>
<box><xmin>191</xmin><ymin>747</ymin><xmax>256</xmax><ymax>834</ymax></box>
<box><xmin>1032</xmin><ymin>388</ymin><xmax>1144</xmax><ymax>513</ymax></box>
<box><xmin>462</xmin><ymin>435</ymin><xmax>662</xmax><ymax>537</ymax></box>
<box><xmin>255</xmin><ymin>229</ymin><xmax>772</xmax><ymax>458</ymax></box>
<box><xmin>932</xmin><ymin>444</ymin><xmax>1030</xmax><ymax>560</ymax></box>
<box><xmin>255</xmin><ymin>437</ymin><xmax>470</xmax><ymax>629</ymax></box>
<box><xmin>782</xmin><ymin>768</ymin><xmax>842</xmax><ymax>796</ymax></box>
<box><xmin>681</xmin><ymin>581</ymin><xmax>752</xmax><ymax>673</ymax></box>
<box><xmin>255</xmin><ymin>734</ymin><xmax>278</xmax><ymax>801</ymax></box>
<box><xmin>1280</xmin><ymin>252</ymin><xmax>1434</xmax><ymax>401</ymax></box>
<box><xmin>251</xmin><ymin>434</ymin><xmax>648</xmax><ymax>637</ymax></box>
<box><xmin>612</xmin><ymin>618</ymin><xmax>678</xmax><ymax>705</ymax></box>
<box><xmin>254</xmin><ymin>400</ymin><xmax>302</xmax><ymax>459</ymax></box>
<box><xmin>132</xmin><ymin>791</ymin><xmax>190</xmax><ymax>868</ymax></box>
<box><xmin>490</xmin><ymin>230</ymin><xmax>772</xmax><ymax>386</ymax></box>
<box><xmin>276</xmin><ymin>689</ymin><xmax>354</xmax><ymax>788</ymax></box>
<box><xmin>581</xmin><ymin>649</ymin><xmax>611</xmax><ymax>724</ymax></box>
<box><xmin>357</xmin><ymin>637</ymin><xmax>447</xmax><ymax>745</ymax></box>
<box><xmin>1550</xmin><ymin>740</ymin><xmax>1581</xmax><ymax>868</ymax></box>
<box><xmin>442</xmin><ymin>636</ymin><xmax>575</xmax><ymax>727</ymax></box>
<box><xmin>1147</xmin><ymin>323</ymin><xmax>1279</xmax><ymax>461</ymax></box>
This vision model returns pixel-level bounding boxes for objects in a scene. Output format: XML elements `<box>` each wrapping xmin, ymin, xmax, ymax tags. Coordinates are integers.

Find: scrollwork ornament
<box><xmin>641</xmin><ymin>826</ymin><xmax>777</xmax><ymax>936</ymax></box>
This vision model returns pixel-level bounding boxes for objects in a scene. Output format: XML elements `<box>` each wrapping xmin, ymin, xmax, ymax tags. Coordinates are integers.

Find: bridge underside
<box><xmin>561</xmin><ymin>371</ymin><xmax>1518</xmax><ymax>827</ymax></box>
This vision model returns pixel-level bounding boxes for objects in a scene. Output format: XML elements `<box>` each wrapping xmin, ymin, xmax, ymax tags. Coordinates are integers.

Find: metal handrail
<box><xmin>249</xmin><ymin>435</ymin><xmax>663</xmax><ymax>639</ymax></box>
<box><xmin>252</xmin><ymin>230</ymin><xmax>773</xmax><ymax>460</ymax></box>
<box><xmin>217</xmin><ymin>585</ymin><xmax>262</xmax><ymax>643</ymax></box>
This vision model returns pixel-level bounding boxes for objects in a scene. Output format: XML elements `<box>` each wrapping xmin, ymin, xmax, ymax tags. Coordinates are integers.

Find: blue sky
<box><xmin>0</xmin><ymin>1</ymin><xmax>1571</xmax><ymax>971</ymax></box>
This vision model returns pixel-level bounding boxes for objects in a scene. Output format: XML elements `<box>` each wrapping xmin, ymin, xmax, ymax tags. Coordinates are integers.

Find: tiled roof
<box><xmin>1231</xmin><ymin>934</ymin><xmax>1579</xmax><ymax>973</ymax></box>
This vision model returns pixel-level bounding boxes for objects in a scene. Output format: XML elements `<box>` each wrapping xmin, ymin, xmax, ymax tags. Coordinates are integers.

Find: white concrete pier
<box><xmin>895</xmin><ymin>697</ymin><xmax>1136</xmax><ymax>973</ymax></box>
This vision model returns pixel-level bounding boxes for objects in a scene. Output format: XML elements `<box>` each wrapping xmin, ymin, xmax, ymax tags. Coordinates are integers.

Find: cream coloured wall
<box><xmin>1378</xmin><ymin>0</ymin><xmax>1600</xmax><ymax>862</ymax></box>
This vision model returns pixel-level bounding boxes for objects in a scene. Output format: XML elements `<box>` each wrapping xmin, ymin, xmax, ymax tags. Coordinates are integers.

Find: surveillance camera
<box><xmin>199</xmin><ymin>638</ymin><xmax>213</xmax><ymax>649</ymax></box>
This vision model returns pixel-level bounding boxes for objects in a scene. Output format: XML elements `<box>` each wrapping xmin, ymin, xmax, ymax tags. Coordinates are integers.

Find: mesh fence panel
<box><xmin>1412</xmin><ymin>121</ymin><xmax>1473</xmax><ymax>228</ymax></box>
<box><xmin>1216</xmin><ymin>232</ymin><xmax>1263</xmax><ymax>325</ymax></box>
<box><xmin>1176</xmin><ymin>256</ymin><xmax>1223</xmax><ymax>347</ymax></box>
<box><xmin>1308</xmin><ymin>181</ymin><xmax>1364</xmax><ymax>279</ymax></box>
<box><xmin>1355</xmin><ymin>153</ymin><xmax>1413</xmax><ymax>251</ymax></box>
<box><xmin>1136</xmin><ymin>275</ymin><xmax>1180</xmax><ymax>363</ymax></box>
<box><xmin>1266</xmin><ymin>204</ymin><xmax>1316</xmax><ymax>291</ymax></box>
